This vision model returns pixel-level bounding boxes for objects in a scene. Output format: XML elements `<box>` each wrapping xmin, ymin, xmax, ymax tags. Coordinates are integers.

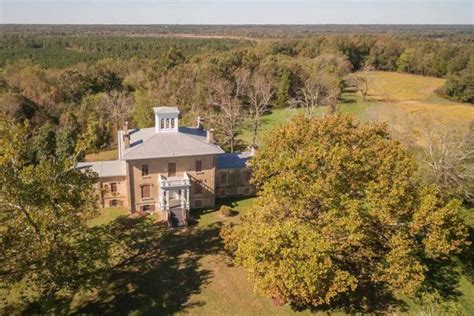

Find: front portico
<box><xmin>158</xmin><ymin>173</ymin><xmax>191</xmax><ymax>226</ymax></box>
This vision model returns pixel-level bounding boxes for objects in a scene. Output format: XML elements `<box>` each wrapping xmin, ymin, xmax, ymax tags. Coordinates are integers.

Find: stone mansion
<box><xmin>78</xmin><ymin>107</ymin><xmax>255</xmax><ymax>227</ymax></box>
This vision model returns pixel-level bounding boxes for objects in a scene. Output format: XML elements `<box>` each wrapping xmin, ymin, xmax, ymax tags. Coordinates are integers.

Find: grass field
<box><xmin>238</xmin><ymin>71</ymin><xmax>473</xmax><ymax>149</ymax></box>
<box><xmin>362</xmin><ymin>71</ymin><xmax>474</xmax><ymax>143</ymax></box>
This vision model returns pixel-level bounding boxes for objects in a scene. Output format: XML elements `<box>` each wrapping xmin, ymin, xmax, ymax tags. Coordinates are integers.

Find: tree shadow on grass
<box><xmin>458</xmin><ymin>226</ymin><xmax>474</xmax><ymax>283</ymax></box>
<box><xmin>21</xmin><ymin>217</ymin><xmax>225</xmax><ymax>316</ymax></box>
<box><xmin>288</xmin><ymin>282</ymin><xmax>407</xmax><ymax>314</ymax></box>
<box><xmin>74</xmin><ymin>221</ymin><xmax>225</xmax><ymax>315</ymax></box>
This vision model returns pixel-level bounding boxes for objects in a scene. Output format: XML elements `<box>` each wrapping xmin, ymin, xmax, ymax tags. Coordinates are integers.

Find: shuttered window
<box><xmin>141</xmin><ymin>164</ymin><xmax>149</xmax><ymax>176</ymax></box>
<box><xmin>168</xmin><ymin>163</ymin><xmax>176</xmax><ymax>177</ymax></box>
<box><xmin>110</xmin><ymin>182</ymin><xmax>117</xmax><ymax>193</ymax></box>
<box><xmin>220</xmin><ymin>173</ymin><xmax>227</xmax><ymax>184</ymax></box>
<box><xmin>141</xmin><ymin>185</ymin><xmax>151</xmax><ymax>199</ymax></box>
<box><xmin>196</xmin><ymin>160</ymin><xmax>202</xmax><ymax>172</ymax></box>
<box><xmin>194</xmin><ymin>181</ymin><xmax>203</xmax><ymax>194</ymax></box>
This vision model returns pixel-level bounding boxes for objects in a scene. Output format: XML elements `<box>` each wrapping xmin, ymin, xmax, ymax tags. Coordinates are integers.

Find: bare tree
<box><xmin>347</xmin><ymin>71</ymin><xmax>373</xmax><ymax>101</ymax></box>
<box><xmin>420</xmin><ymin>122</ymin><xmax>474</xmax><ymax>202</ymax></box>
<box><xmin>290</xmin><ymin>75</ymin><xmax>339</xmax><ymax>118</ymax></box>
<box><xmin>99</xmin><ymin>91</ymin><xmax>133</xmax><ymax>143</ymax></box>
<box><xmin>246</xmin><ymin>73</ymin><xmax>275</xmax><ymax>146</ymax></box>
<box><xmin>209</xmin><ymin>75</ymin><xmax>245</xmax><ymax>153</ymax></box>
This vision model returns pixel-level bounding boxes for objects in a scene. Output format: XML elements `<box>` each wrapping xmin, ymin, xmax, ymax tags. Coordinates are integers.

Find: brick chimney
<box><xmin>250</xmin><ymin>145</ymin><xmax>258</xmax><ymax>156</ymax></box>
<box><xmin>123</xmin><ymin>121</ymin><xmax>130</xmax><ymax>149</ymax></box>
<box><xmin>206</xmin><ymin>129</ymin><xmax>214</xmax><ymax>144</ymax></box>
<box><xmin>196</xmin><ymin>116</ymin><xmax>204</xmax><ymax>130</ymax></box>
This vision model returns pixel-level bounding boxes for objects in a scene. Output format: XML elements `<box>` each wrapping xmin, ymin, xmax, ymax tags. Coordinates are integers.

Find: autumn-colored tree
<box><xmin>222</xmin><ymin>114</ymin><xmax>468</xmax><ymax>311</ymax></box>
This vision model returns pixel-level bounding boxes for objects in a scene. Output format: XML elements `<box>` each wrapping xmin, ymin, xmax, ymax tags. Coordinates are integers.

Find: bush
<box><xmin>219</xmin><ymin>205</ymin><xmax>232</xmax><ymax>217</ymax></box>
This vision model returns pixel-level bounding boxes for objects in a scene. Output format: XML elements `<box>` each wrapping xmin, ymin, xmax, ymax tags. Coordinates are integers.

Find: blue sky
<box><xmin>1</xmin><ymin>0</ymin><xmax>473</xmax><ymax>24</ymax></box>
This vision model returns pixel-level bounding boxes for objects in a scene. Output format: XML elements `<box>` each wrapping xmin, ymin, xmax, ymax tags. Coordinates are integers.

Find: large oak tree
<box><xmin>222</xmin><ymin>114</ymin><xmax>468</xmax><ymax>311</ymax></box>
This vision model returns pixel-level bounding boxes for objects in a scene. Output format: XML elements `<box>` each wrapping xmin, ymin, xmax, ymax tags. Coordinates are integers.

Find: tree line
<box><xmin>0</xmin><ymin>33</ymin><xmax>472</xmax><ymax>159</ymax></box>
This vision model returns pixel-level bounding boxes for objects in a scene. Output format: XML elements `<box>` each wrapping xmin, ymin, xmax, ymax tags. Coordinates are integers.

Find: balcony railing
<box><xmin>159</xmin><ymin>173</ymin><xmax>191</xmax><ymax>188</ymax></box>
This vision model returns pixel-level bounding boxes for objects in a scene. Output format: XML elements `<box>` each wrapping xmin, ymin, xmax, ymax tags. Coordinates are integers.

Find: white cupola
<box><xmin>153</xmin><ymin>106</ymin><xmax>180</xmax><ymax>133</ymax></box>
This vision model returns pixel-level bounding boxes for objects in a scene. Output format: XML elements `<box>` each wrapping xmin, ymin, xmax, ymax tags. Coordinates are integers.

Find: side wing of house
<box><xmin>216</xmin><ymin>152</ymin><xmax>256</xmax><ymax>199</ymax></box>
<box><xmin>77</xmin><ymin>160</ymin><xmax>129</xmax><ymax>208</ymax></box>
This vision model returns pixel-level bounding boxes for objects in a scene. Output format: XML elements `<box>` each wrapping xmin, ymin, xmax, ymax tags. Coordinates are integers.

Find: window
<box><xmin>194</xmin><ymin>181</ymin><xmax>203</xmax><ymax>195</ymax></box>
<box><xmin>141</xmin><ymin>185</ymin><xmax>151</xmax><ymax>199</ymax></box>
<box><xmin>168</xmin><ymin>162</ymin><xmax>176</xmax><ymax>177</ymax></box>
<box><xmin>166</xmin><ymin>118</ymin><xmax>170</xmax><ymax>128</ymax></box>
<box><xmin>160</xmin><ymin>118</ymin><xmax>165</xmax><ymax>129</ymax></box>
<box><xmin>141</xmin><ymin>205</ymin><xmax>155</xmax><ymax>213</ymax></box>
<box><xmin>220</xmin><ymin>173</ymin><xmax>227</xmax><ymax>185</ymax></box>
<box><xmin>110</xmin><ymin>199</ymin><xmax>118</xmax><ymax>207</ymax></box>
<box><xmin>195</xmin><ymin>200</ymin><xmax>202</xmax><ymax>208</ymax></box>
<box><xmin>244</xmin><ymin>171</ymin><xmax>252</xmax><ymax>182</ymax></box>
<box><xmin>110</xmin><ymin>182</ymin><xmax>117</xmax><ymax>194</ymax></box>
<box><xmin>195</xmin><ymin>160</ymin><xmax>202</xmax><ymax>172</ymax></box>
<box><xmin>141</xmin><ymin>164</ymin><xmax>149</xmax><ymax>176</ymax></box>
<box><xmin>171</xmin><ymin>118</ymin><xmax>175</xmax><ymax>129</ymax></box>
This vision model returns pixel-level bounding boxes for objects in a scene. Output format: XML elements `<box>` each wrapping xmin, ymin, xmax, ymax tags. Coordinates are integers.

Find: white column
<box><xmin>160</xmin><ymin>188</ymin><xmax>165</xmax><ymax>211</ymax></box>
<box><xmin>186</xmin><ymin>188</ymin><xmax>190</xmax><ymax>210</ymax></box>
<box><xmin>181</xmin><ymin>189</ymin><xmax>185</xmax><ymax>208</ymax></box>
<box><xmin>166</xmin><ymin>190</ymin><xmax>170</xmax><ymax>211</ymax></box>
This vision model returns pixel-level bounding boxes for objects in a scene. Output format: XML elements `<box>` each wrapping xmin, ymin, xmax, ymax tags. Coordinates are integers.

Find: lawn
<box><xmin>85</xmin><ymin>148</ymin><xmax>118</xmax><ymax>162</ymax></box>
<box><xmin>62</xmin><ymin>198</ymin><xmax>473</xmax><ymax>315</ymax></box>
<box><xmin>237</xmin><ymin>71</ymin><xmax>473</xmax><ymax>150</ymax></box>
<box><xmin>238</xmin><ymin>96</ymin><xmax>373</xmax><ymax>147</ymax></box>
<box><xmin>88</xmin><ymin>206</ymin><xmax>129</xmax><ymax>227</ymax></box>
<box><xmin>67</xmin><ymin>197</ymin><xmax>320</xmax><ymax>316</ymax></box>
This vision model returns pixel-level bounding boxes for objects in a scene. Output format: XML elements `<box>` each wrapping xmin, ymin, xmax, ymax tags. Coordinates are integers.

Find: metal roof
<box><xmin>153</xmin><ymin>106</ymin><xmax>180</xmax><ymax>114</ymax></box>
<box><xmin>77</xmin><ymin>160</ymin><xmax>127</xmax><ymax>177</ymax></box>
<box><xmin>121</xmin><ymin>127</ymin><xmax>224</xmax><ymax>160</ymax></box>
<box><xmin>217</xmin><ymin>152</ymin><xmax>253</xmax><ymax>169</ymax></box>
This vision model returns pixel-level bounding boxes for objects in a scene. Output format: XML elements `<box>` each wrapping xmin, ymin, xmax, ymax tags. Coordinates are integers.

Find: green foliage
<box><xmin>275</xmin><ymin>70</ymin><xmax>292</xmax><ymax>108</ymax></box>
<box><xmin>30</xmin><ymin>122</ymin><xmax>56</xmax><ymax>162</ymax></box>
<box><xmin>0</xmin><ymin>35</ymin><xmax>246</xmax><ymax>68</ymax></box>
<box><xmin>132</xmin><ymin>90</ymin><xmax>155</xmax><ymax>128</ymax></box>
<box><xmin>222</xmin><ymin>115</ymin><xmax>469</xmax><ymax>311</ymax></box>
<box><xmin>443</xmin><ymin>62</ymin><xmax>474</xmax><ymax>103</ymax></box>
<box><xmin>397</xmin><ymin>48</ymin><xmax>416</xmax><ymax>73</ymax></box>
<box><xmin>0</xmin><ymin>116</ymin><xmax>99</xmax><ymax>298</ymax></box>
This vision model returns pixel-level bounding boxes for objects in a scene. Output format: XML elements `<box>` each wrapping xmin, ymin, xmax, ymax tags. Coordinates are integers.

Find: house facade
<box><xmin>78</xmin><ymin>107</ymin><xmax>255</xmax><ymax>227</ymax></box>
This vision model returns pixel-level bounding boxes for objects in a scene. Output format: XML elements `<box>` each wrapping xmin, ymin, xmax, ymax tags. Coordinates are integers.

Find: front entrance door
<box><xmin>168</xmin><ymin>162</ymin><xmax>176</xmax><ymax>177</ymax></box>
<box><xmin>169</xmin><ymin>190</ymin><xmax>178</xmax><ymax>200</ymax></box>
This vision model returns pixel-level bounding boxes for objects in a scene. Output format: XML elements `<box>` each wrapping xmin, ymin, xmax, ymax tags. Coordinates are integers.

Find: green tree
<box><xmin>222</xmin><ymin>115</ymin><xmax>468</xmax><ymax>311</ymax></box>
<box><xmin>132</xmin><ymin>90</ymin><xmax>155</xmax><ymax>128</ymax></box>
<box><xmin>275</xmin><ymin>70</ymin><xmax>292</xmax><ymax>108</ymax></box>
<box><xmin>161</xmin><ymin>46</ymin><xmax>186</xmax><ymax>70</ymax></box>
<box><xmin>0</xmin><ymin>115</ymin><xmax>101</xmax><ymax>301</ymax></box>
<box><xmin>30</xmin><ymin>122</ymin><xmax>56</xmax><ymax>162</ymax></box>
<box><xmin>443</xmin><ymin>61</ymin><xmax>474</xmax><ymax>104</ymax></box>
<box><xmin>397</xmin><ymin>48</ymin><xmax>416</xmax><ymax>73</ymax></box>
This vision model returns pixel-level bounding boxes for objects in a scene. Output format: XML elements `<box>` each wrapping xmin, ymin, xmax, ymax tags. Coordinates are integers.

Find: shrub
<box><xmin>219</xmin><ymin>205</ymin><xmax>232</xmax><ymax>217</ymax></box>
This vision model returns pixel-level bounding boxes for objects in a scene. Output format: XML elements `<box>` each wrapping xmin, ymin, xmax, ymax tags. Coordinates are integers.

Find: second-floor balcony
<box><xmin>159</xmin><ymin>173</ymin><xmax>191</xmax><ymax>188</ymax></box>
